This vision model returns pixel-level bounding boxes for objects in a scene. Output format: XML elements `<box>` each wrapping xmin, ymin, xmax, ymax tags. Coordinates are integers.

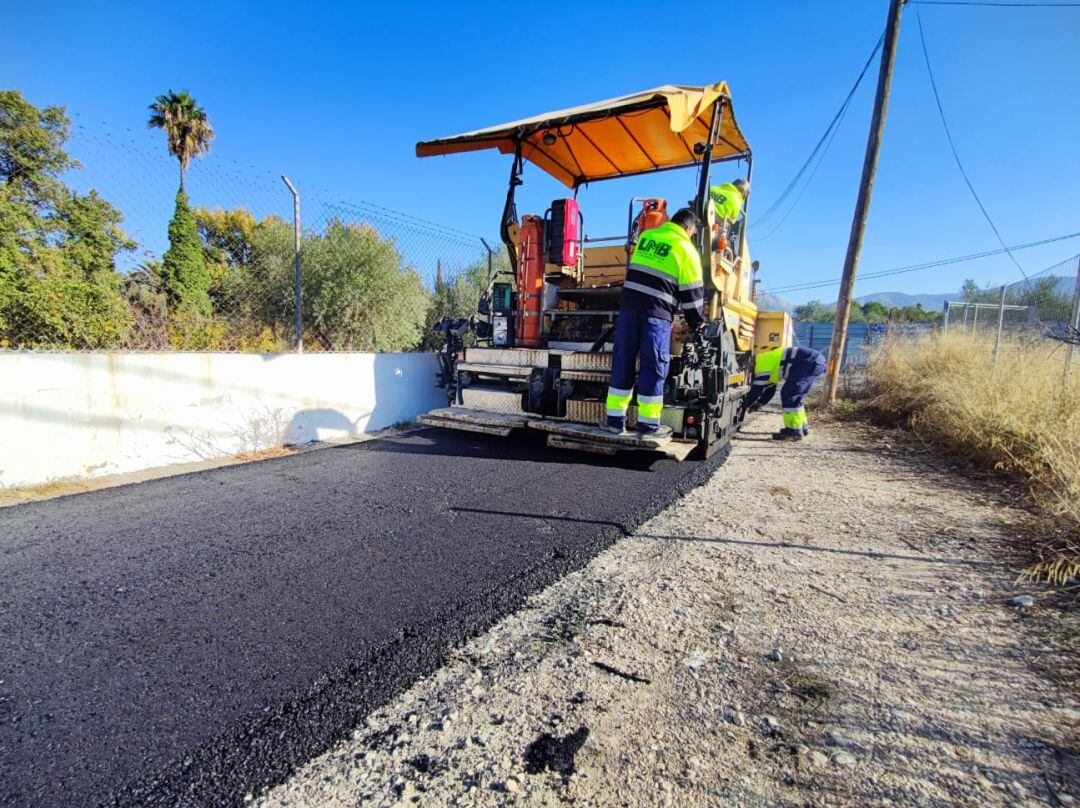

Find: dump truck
<box><xmin>416</xmin><ymin>82</ymin><xmax>792</xmax><ymax>460</ymax></box>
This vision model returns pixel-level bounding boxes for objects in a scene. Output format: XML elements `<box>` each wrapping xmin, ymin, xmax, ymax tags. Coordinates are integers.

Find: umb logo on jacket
<box><xmin>636</xmin><ymin>237</ymin><xmax>672</xmax><ymax>258</ymax></box>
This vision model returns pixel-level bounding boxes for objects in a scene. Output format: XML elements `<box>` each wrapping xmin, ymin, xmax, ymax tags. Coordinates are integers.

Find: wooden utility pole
<box><xmin>823</xmin><ymin>0</ymin><xmax>906</xmax><ymax>402</ymax></box>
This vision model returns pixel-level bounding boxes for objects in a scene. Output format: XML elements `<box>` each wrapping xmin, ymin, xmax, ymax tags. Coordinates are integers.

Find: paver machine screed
<box><xmin>417</xmin><ymin>83</ymin><xmax>792</xmax><ymax>460</ymax></box>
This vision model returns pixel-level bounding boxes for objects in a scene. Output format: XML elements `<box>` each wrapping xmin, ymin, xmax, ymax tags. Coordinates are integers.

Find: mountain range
<box><xmin>757</xmin><ymin>275</ymin><xmax>1075</xmax><ymax>314</ymax></box>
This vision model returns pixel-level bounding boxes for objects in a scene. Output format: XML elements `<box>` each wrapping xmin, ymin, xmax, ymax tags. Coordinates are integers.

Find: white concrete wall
<box><xmin>0</xmin><ymin>352</ymin><xmax>446</xmax><ymax>488</ymax></box>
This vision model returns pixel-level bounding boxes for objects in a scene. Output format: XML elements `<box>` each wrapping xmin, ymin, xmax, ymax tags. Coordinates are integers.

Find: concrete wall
<box><xmin>0</xmin><ymin>352</ymin><xmax>446</xmax><ymax>488</ymax></box>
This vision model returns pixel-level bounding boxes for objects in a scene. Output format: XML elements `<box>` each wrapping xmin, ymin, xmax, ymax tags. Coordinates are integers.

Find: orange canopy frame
<box><xmin>416</xmin><ymin>83</ymin><xmax>750</xmax><ymax>188</ymax></box>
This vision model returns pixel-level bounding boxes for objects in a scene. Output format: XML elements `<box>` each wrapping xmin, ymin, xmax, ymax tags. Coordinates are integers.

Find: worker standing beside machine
<box><xmin>743</xmin><ymin>345</ymin><xmax>827</xmax><ymax>441</ymax></box>
<box><xmin>604</xmin><ymin>208</ymin><xmax>706</xmax><ymax>439</ymax></box>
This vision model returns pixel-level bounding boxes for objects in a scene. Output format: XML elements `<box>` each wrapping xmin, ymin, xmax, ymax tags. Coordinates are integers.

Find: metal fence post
<box><xmin>480</xmin><ymin>237</ymin><xmax>494</xmax><ymax>287</ymax></box>
<box><xmin>1066</xmin><ymin>254</ymin><xmax>1080</xmax><ymax>378</ymax></box>
<box><xmin>281</xmin><ymin>176</ymin><xmax>303</xmax><ymax>353</ymax></box>
<box><xmin>943</xmin><ymin>302</ymin><xmax>950</xmax><ymax>331</ymax></box>
<box><xmin>972</xmin><ymin>303</ymin><xmax>979</xmax><ymax>332</ymax></box>
<box><xmin>992</xmin><ymin>285</ymin><xmax>1006</xmax><ymax>379</ymax></box>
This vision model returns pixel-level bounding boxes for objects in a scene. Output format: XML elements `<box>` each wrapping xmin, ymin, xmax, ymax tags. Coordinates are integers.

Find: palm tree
<box><xmin>147</xmin><ymin>90</ymin><xmax>213</xmax><ymax>193</ymax></box>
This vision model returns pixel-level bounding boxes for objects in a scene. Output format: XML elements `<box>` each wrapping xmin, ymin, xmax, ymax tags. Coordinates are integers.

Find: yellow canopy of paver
<box><xmin>416</xmin><ymin>83</ymin><xmax>750</xmax><ymax>188</ymax></box>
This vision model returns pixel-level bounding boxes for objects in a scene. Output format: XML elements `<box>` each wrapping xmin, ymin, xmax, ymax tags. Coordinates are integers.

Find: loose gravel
<box><xmin>261</xmin><ymin>412</ymin><xmax>1078</xmax><ymax>807</ymax></box>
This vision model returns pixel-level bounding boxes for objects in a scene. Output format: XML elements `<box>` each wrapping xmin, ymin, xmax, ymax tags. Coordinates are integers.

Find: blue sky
<box><xmin>3</xmin><ymin>0</ymin><xmax>1079</xmax><ymax>304</ymax></box>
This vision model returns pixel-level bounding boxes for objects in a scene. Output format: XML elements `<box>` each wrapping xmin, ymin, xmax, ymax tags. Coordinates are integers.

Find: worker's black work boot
<box><xmin>801</xmin><ymin>424</ymin><xmax>810</xmax><ymax>436</ymax></box>
<box><xmin>598</xmin><ymin>417</ymin><xmax>631</xmax><ymax>436</ymax></box>
<box><xmin>772</xmin><ymin>427</ymin><xmax>804</xmax><ymax>442</ymax></box>
<box><xmin>638</xmin><ymin>425</ymin><xmax>673</xmax><ymax>440</ymax></box>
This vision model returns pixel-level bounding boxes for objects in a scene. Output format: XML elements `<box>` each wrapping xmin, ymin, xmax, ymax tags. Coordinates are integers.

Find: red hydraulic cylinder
<box><xmin>517</xmin><ymin>214</ymin><xmax>545</xmax><ymax>347</ymax></box>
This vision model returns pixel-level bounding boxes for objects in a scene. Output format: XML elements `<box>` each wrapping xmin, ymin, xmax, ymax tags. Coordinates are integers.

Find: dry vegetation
<box><xmin>865</xmin><ymin>329</ymin><xmax>1080</xmax><ymax>583</ymax></box>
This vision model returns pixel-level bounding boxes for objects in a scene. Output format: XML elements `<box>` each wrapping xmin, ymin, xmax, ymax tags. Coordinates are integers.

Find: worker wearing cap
<box><xmin>603</xmin><ymin>208</ymin><xmax>706</xmax><ymax>439</ymax></box>
<box><xmin>742</xmin><ymin>345</ymin><xmax>827</xmax><ymax>441</ymax></box>
<box><xmin>710</xmin><ymin>179</ymin><xmax>750</xmax><ymax>230</ymax></box>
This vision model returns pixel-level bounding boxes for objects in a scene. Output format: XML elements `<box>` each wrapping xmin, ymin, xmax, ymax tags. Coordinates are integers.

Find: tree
<box><xmin>793</xmin><ymin>299</ymin><xmax>834</xmax><ymax>323</ymax></box>
<box><xmin>301</xmin><ymin>221</ymin><xmax>430</xmax><ymax>351</ymax></box>
<box><xmin>423</xmin><ymin>250</ymin><xmax>511</xmax><ymax>348</ymax></box>
<box><xmin>0</xmin><ymin>90</ymin><xmax>134</xmax><ymax>348</ymax></box>
<box><xmin>960</xmin><ymin>278</ymin><xmax>997</xmax><ymax>304</ymax></box>
<box><xmin>847</xmin><ymin>303</ymin><xmax>867</xmax><ymax>324</ymax></box>
<box><xmin>147</xmin><ymin>90</ymin><xmax>213</xmax><ymax>193</ymax></box>
<box><xmin>960</xmin><ymin>276</ymin><xmax>1070</xmax><ymax>321</ymax></box>
<box><xmin>160</xmin><ymin>190</ymin><xmax>211</xmax><ymax>315</ymax></box>
<box><xmin>193</xmin><ymin>208</ymin><xmax>434</xmax><ymax>351</ymax></box>
<box><xmin>0</xmin><ymin>91</ymin><xmax>73</xmax><ymax>196</ymax></box>
<box><xmin>1012</xmin><ymin>277</ymin><xmax>1072</xmax><ymax>322</ymax></box>
<box><xmin>861</xmin><ymin>300</ymin><xmax>888</xmax><ymax>323</ymax></box>
<box><xmin>195</xmin><ymin>206</ymin><xmax>294</xmax><ymax>350</ymax></box>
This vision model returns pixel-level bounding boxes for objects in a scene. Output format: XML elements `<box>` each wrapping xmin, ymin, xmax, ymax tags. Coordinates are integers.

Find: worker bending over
<box><xmin>710</xmin><ymin>178</ymin><xmax>750</xmax><ymax>233</ymax></box>
<box><xmin>604</xmin><ymin>208</ymin><xmax>705</xmax><ymax>439</ymax></box>
<box><xmin>742</xmin><ymin>345</ymin><xmax>827</xmax><ymax>441</ymax></box>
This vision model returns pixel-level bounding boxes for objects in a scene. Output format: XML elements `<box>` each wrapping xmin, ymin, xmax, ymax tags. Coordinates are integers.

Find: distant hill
<box><xmin>852</xmin><ymin>276</ymin><xmax>1075</xmax><ymax>310</ymax></box>
<box><xmin>774</xmin><ymin>275</ymin><xmax>1074</xmax><ymax>320</ymax></box>
<box><xmin>852</xmin><ymin>291</ymin><xmax>952</xmax><ymax>310</ymax></box>
<box><xmin>755</xmin><ymin>290</ymin><xmax>794</xmax><ymax>313</ymax></box>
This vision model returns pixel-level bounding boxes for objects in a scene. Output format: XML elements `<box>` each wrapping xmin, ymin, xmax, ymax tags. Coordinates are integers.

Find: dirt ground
<box><xmin>260</xmin><ymin>410</ymin><xmax>1078</xmax><ymax>807</ymax></box>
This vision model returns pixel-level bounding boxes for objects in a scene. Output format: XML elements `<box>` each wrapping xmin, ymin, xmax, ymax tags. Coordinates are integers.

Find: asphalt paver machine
<box><xmin>417</xmin><ymin>83</ymin><xmax>788</xmax><ymax>460</ymax></box>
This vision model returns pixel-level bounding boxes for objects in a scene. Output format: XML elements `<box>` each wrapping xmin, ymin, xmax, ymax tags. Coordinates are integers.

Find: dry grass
<box><xmin>865</xmin><ymin>330</ymin><xmax>1080</xmax><ymax>584</ymax></box>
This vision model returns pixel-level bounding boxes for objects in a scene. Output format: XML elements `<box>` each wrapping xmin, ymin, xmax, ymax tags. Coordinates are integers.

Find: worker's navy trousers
<box><xmin>606</xmin><ymin>309</ymin><xmax>671</xmax><ymax>434</ymax></box>
<box><xmin>780</xmin><ymin>347</ymin><xmax>827</xmax><ymax>410</ymax></box>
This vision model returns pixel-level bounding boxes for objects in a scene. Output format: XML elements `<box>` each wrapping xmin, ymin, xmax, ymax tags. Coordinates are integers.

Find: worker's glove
<box><xmin>751</xmin><ymin>384</ymin><xmax>776</xmax><ymax>411</ymax></box>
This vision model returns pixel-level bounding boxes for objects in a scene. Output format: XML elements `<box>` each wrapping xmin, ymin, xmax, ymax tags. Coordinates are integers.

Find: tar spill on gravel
<box><xmin>406</xmin><ymin>753</ymin><xmax>444</xmax><ymax>776</ymax></box>
<box><xmin>592</xmin><ymin>661</ymin><xmax>651</xmax><ymax>683</ymax></box>
<box><xmin>523</xmin><ymin>727</ymin><xmax>590</xmax><ymax>779</ymax></box>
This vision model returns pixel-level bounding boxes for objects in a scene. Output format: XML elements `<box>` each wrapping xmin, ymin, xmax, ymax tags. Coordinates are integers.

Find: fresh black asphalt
<box><xmin>0</xmin><ymin>428</ymin><xmax>726</xmax><ymax>806</ymax></box>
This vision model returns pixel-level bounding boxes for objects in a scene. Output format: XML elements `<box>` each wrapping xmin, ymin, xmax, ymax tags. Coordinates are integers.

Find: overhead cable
<box><xmin>763</xmin><ymin>232</ymin><xmax>1080</xmax><ymax>294</ymax></box>
<box><xmin>751</xmin><ymin>31</ymin><xmax>885</xmax><ymax>229</ymax></box>
<box><xmin>915</xmin><ymin>5</ymin><xmax>1035</xmax><ymax>287</ymax></box>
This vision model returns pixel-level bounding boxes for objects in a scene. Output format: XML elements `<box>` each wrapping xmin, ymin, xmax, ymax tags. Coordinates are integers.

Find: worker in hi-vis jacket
<box><xmin>710</xmin><ymin>178</ymin><xmax>750</xmax><ymax>231</ymax></box>
<box><xmin>603</xmin><ymin>208</ymin><xmax>706</xmax><ymax>439</ymax></box>
<box><xmin>742</xmin><ymin>345</ymin><xmax>827</xmax><ymax>441</ymax></box>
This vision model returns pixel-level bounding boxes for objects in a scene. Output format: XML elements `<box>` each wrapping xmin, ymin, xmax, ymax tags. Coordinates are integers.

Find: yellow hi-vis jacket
<box><xmin>749</xmin><ymin>347</ymin><xmax>808</xmax><ymax>429</ymax></box>
<box><xmin>710</xmin><ymin>183</ymin><xmax>745</xmax><ymax>223</ymax></box>
<box><xmin>621</xmin><ymin>221</ymin><xmax>705</xmax><ymax>328</ymax></box>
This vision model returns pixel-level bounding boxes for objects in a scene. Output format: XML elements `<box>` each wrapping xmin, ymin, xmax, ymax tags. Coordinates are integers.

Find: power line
<box><xmin>915</xmin><ymin>5</ymin><xmax>1036</xmax><ymax>288</ymax></box>
<box><xmin>753</xmin><ymin>99</ymin><xmax>851</xmax><ymax>242</ymax></box>
<box><xmin>762</xmin><ymin>231</ymin><xmax>1080</xmax><ymax>294</ymax></box>
<box><xmin>751</xmin><ymin>31</ymin><xmax>885</xmax><ymax>228</ymax></box>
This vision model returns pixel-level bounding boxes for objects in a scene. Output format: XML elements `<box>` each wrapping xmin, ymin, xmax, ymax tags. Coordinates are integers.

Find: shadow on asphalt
<box><xmin>451</xmin><ymin>506</ymin><xmax>633</xmax><ymax>536</ymax></box>
<box><xmin>357</xmin><ymin>427</ymin><xmax>672</xmax><ymax>472</ymax></box>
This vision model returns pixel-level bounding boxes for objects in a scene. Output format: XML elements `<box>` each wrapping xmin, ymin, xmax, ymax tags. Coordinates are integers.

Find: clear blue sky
<box><xmin>3</xmin><ymin>0</ymin><xmax>1079</xmax><ymax>304</ymax></box>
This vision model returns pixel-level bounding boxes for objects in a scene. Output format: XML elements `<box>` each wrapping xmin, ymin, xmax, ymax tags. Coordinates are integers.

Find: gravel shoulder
<box><xmin>262</xmin><ymin>411</ymin><xmax>1078</xmax><ymax>807</ymax></box>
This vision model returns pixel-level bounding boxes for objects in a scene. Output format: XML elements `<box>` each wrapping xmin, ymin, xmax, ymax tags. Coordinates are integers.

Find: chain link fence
<box><xmin>941</xmin><ymin>253</ymin><xmax>1080</xmax><ymax>376</ymax></box>
<box><xmin>2</xmin><ymin>119</ymin><xmax>494</xmax><ymax>352</ymax></box>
